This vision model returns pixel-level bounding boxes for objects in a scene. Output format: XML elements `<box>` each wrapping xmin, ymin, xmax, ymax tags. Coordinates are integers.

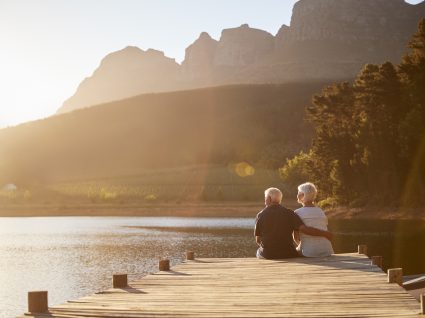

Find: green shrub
<box><xmin>100</xmin><ymin>188</ymin><xmax>117</xmax><ymax>201</ymax></box>
<box><xmin>144</xmin><ymin>193</ymin><xmax>158</xmax><ymax>202</ymax></box>
<box><xmin>317</xmin><ymin>197</ymin><xmax>338</xmax><ymax>210</ymax></box>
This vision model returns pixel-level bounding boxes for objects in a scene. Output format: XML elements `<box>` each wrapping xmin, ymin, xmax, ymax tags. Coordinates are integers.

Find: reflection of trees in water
<box><xmin>329</xmin><ymin>219</ymin><xmax>425</xmax><ymax>275</ymax></box>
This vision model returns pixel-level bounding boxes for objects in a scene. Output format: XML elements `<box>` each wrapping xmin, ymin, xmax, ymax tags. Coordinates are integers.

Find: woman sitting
<box><xmin>293</xmin><ymin>182</ymin><xmax>334</xmax><ymax>257</ymax></box>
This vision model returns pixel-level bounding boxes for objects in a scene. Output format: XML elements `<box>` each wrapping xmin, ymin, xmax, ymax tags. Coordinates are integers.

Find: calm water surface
<box><xmin>0</xmin><ymin>216</ymin><xmax>424</xmax><ymax>318</ymax></box>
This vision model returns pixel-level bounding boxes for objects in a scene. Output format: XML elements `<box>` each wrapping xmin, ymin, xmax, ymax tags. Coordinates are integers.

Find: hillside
<box><xmin>0</xmin><ymin>82</ymin><xmax>329</xmax><ymax>186</ymax></box>
<box><xmin>58</xmin><ymin>0</ymin><xmax>425</xmax><ymax>113</ymax></box>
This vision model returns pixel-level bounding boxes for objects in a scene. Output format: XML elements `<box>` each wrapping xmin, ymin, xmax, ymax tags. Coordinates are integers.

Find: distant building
<box><xmin>2</xmin><ymin>183</ymin><xmax>17</xmax><ymax>191</ymax></box>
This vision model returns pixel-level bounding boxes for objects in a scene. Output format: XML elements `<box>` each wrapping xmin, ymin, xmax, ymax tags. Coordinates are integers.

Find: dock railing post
<box><xmin>159</xmin><ymin>259</ymin><xmax>170</xmax><ymax>271</ymax></box>
<box><xmin>387</xmin><ymin>268</ymin><xmax>403</xmax><ymax>285</ymax></box>
<box><xmin>421</xmin><ymin>293</ymin><xmax>424</xmax><ymax>315</ymax></box>
<box><xmin>113</xmin><ymin>274</ymin><xmax>128</xmax><ymax>288</ymax></box>
<box><xmin>28</xmin><ymin>291</ymin><xmax>48</xmax><ymax>313</ymax></box>
<box><xmin>371</xmin><ymin>256</ymin><xmax>383</xmax><ymax>269</ymax></box>
<box><xmin>186</xmin><ymin>251</ymin><xmax>195</xmax><ymax>260</ymax></box>
<box><xmin>358</xmin><ymin>244</ymin><xmax>368</xmax><ymax>255</ymax></box>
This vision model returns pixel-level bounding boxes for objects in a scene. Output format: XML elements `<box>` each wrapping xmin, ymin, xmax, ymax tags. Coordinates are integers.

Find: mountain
<box><xmin>181</xmin><ymin>32</ymin><xmax>218</xmax><ymax>84</ymax></box>
<box><xmin>268</xmin><ymin>0</ymin><xmax>425</xmax><ymax>80</ymax></box>
<box><xmin>60</xmin><ymin>47</ymin><xmax>181</xmax><ymax>113</ymax></box>
<box><xmin>0</xmin><ymin>82</ymin><xmax>329</xmax><ymax>185</ymax></box>
<box><xmin>57</xmin><ymin>0</ymin><xmax>425</xmax><ymax>114</ymax></box>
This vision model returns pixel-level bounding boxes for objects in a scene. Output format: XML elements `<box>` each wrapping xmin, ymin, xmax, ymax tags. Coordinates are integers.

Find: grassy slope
<box><xmin>0</xmin><ymin>82</ymin><xmax>333</xmax><ymax>214</ymax></box>
<box><xmin>0</xmin><ymin>82</ymin><xmax>329</xmax><ymax>183</ymax></box>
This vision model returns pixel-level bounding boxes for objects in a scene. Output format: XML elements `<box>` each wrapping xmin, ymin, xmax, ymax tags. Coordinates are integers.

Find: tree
<box><xmin>353</xmin><ymin>62</ymin><xmax>403</xmax><ymax>204</ymax></box>
<box><xmin>281</xmin><ymin>19</ymin><xmax>425</xmax><ymax>209</ymax></box>
<box><xmin>398</xmin><ymin>18</ymin><xmax>425</xmax><ymax>206</ymax></box>
<box><xmin>306</xmin><ymin>82</ymin><xmax>359</xmax><ymax>202</ymax></box>
<box><xmin>279</xmin><ymin>150</ymin><xmax>313</xmax><ymax>192</ymax></box>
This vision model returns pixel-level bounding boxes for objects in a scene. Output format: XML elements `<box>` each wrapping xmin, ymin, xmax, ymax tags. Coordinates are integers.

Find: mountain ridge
<box><xmin>0</xmin><ymin>82</ymin><xmax>331</xmax><ymax>184</ymax></box>
<box><xmin>58</xmin><ymin>0</ymin><xmax>425</xmax><ymax>114</ymax></box>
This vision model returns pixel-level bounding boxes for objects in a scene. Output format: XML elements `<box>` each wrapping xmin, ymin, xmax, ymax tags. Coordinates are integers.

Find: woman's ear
<box><xmin>297</xmin><ymin>192</ymin><xmax>304</xmax><ymax>203</ymax></box>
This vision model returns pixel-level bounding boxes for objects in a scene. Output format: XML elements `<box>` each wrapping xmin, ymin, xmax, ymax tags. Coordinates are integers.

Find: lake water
<box><xmin>1</xmin><ymin>217</ymin><xmax>424</xmax><ymax>318</ymax></box>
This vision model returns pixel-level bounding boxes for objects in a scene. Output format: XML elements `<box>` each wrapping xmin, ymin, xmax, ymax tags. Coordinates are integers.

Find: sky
<box><xmin>0</xmin><ymin>0</ymin><xmax>423</xmax><ymax>128</ymax></box>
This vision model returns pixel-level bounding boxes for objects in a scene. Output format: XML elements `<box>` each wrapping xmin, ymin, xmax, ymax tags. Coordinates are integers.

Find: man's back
<box><xmin>254</xmin><ymin>204</ymin><xmax>303</xmax><ymax>259</ymax></box>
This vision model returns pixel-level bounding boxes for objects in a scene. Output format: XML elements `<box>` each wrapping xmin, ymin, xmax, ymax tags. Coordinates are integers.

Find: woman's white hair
<box><xmin>297</xmin><ymin>182</ymin><xmax>318</xmax><ymax>203</ymax></box>
<box><xmin>264</xmin><ymin>187</ymin><xmax>282</xmax><ymax>203</ymax></box>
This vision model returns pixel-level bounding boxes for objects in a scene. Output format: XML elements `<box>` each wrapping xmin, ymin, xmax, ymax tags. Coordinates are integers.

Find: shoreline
<box><xmin>0</xmin><ymin>202</ymin><xmax>424</xmax><ymax>219</ymax></box>
<box><xmin>325</xmin><ymin>206</ymin><xmax>425</xmax><ymax>220</ymax></box>
<box><xmin>0</xmin><ymin>202</ymin><xmax>262</xmax><ymax>218</ymax></box>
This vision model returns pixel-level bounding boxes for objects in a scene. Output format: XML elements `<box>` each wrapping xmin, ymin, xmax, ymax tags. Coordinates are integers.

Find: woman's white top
<box><xmin>294</xmin><ymin>206</ymin><xmax>334</xmax><ymax>257</ymax></box>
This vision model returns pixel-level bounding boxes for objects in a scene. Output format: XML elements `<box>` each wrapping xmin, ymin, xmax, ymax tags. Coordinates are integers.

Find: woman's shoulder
<box><xmin>295</xmin><ymin>206</ymin><xmax>326</xmax><ymax>218</ymax></box>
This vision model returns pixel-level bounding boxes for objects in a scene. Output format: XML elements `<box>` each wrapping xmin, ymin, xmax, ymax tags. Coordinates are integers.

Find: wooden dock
<box><xmin>20</xmin><ymin>253</ymin><xmax>423</xmax><ymax>317</ymax></box>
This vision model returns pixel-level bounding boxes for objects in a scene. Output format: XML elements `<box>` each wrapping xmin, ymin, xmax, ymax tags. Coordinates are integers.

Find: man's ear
<box><xmin>265</xmin><ymin>196</ymin><xmax>271</xmax><ymax>205</ymax></box>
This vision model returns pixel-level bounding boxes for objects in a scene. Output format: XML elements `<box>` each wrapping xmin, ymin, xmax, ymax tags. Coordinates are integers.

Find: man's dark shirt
<box><xmin>254</xmin><ymin>204</ymin><xmax>304</xmax><ymax>259</ymax></box>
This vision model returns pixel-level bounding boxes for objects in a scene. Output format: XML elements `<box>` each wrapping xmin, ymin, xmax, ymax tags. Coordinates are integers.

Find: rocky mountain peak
<box><xmin>213</xmin><ymin>24</ymin><xmax>274</xmax><ymax>67</ymax></box>
<box><xmin>100</xmin><ymin>46</ymin><xmax>143</xmax><ymax>66</ymax></box>
<box><xmin>57</xmin><ymin>0</ymin><xmax>425</xmax><ymax>114</ymax></box>
<box><xmin>145</xmin><ymin>48</ymin><xmax>166</xmax><ymax>57</ymax></box>
<box><xmin>199</xmin><ymin>32</ymin><xmax>213</xmax><ymax>40</ymax></box>
<box><xmin>181</xmin><ymin>32</ymin><xmax>218</xmax><ymax>82</ymax></box>
<box><xmin>275</xmin><ymin>24</ymin><xmax>290</xmax><ymax>49</ymax></box>
<box><xmin>288</xmin><ymin>0</ymin><xmax>417</xmax><ymax>44</ymax></box>
<box><xmin>59</xmin><ymin>46</ymin><xmax>180</xmax><ymax>113</ymax></box>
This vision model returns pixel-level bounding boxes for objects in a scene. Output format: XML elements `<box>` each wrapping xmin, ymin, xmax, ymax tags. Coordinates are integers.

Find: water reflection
<box><xmin>0</xmin><ymin>217</ymin><xmax>255</xmax><ymax>318</ymax></box>
<box><xmin>329</xmin><ymin>219</ymin><xmax>425</xmax><ymax>274</ymax></box>
<box><xmin>0</xmin><ymin>217</ymin><xmax>424</xmax><ymax>318</ymax></box>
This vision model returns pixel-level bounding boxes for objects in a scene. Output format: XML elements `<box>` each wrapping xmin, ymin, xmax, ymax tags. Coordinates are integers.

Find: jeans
<box><xmin>256</xmin><ymin>248</ymin><xmax>265</xmax><ymax>259</ymax></box>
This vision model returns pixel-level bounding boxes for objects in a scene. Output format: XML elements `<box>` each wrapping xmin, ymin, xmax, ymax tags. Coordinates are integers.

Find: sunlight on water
<box><xmin>0</xmin><ymin>217</ymin><xmax>424</xmax><ymax>317</ymax></box>
<box><xmin>0</xmin><ymin>217</ymin><xmax>255</xmax><ymax>318</ymax></box>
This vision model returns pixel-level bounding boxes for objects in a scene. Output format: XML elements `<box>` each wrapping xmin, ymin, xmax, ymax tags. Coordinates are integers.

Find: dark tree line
<box><xmin>281</xmin><ymin>19</ymin><xmax>425</xmax><ymax>208</ymax></box>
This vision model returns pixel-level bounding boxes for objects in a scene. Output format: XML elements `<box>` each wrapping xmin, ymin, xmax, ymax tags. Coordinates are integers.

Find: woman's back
<box><xmin>295</xmin><ymin>206</ymin><xmax>334</xmax><ymax>257</ymax></box>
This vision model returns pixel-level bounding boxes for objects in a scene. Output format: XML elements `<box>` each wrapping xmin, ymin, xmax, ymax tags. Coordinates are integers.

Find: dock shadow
<box><xmin>191</xmin><ymin>259</ymin><xmax>211</xmax><ymax>263</ymax></box>
<box><xmin>123</xmin><ymin>286</ymin><xmax>147</xmax><ymax>294</ymax></box>
<box><xmin>268</xmin><ymin>253</ymin><xmax>382</xmax><ymax>274</ymax></box>
<box><xmin>154</xmin><ymin>270</ymin><xmax>192</xmax><ymax>276</ymax></box>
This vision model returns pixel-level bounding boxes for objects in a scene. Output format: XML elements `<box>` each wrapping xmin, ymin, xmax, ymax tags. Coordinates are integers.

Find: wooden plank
<box><xmin>19</xmin><ymin>253</ymin><xmax>421</xmax><ymax>318</ymax></box>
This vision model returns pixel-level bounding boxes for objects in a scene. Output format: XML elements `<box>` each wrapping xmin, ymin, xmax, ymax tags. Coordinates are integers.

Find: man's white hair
<box><xmin>297</xmin><ymin>182</ymin><xmax>318</xmax><ymax>203</ymax></box>
<box><xmin>264</xmin><ymin>187</ymin><xmax>282</xmax><ymax>203</ymax></box>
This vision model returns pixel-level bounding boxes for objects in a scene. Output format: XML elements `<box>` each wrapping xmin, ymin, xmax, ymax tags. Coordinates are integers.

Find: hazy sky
<box><xmin>0</xmin><ymin>0</ymin><xmax>423</xmax><ymax>128</ymax></box>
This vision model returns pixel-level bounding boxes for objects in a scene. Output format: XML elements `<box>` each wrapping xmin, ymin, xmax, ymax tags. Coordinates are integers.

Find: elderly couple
<box><xmin>254</xmin><ymin>183</ymin><xmax>334</xmax><ymax>259</ymax></box>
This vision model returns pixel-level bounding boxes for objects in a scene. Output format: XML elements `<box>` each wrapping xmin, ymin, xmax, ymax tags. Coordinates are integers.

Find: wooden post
<box><xmin>186</xmin><ymin>251</ymin><xmax>195</xmax><ymax>260</ymax></box>
<box><xmin>28</xmin><ymin>291</ymin><xmax>48</xmax><ymax>313</ymax></box>
<box><xmin>421</xmin><ymin>293</ymin><xmax>425</xmax><ymax>315</ymax></box>
<box><xmin>388</xmin><ymin>268</ymin><xmax>403</xmax><ymax>285</ymax></box>
<box><xmin>371</xmin><ymin>256</ymin><xmax>383</xmax><ymax>268</ymax></box>
<box><xmin>358</xmin><ymin>244</ymin><xmax>368</xmax><ymax>255</ymax></box>
<box><xmin>113</xmin><ymin>274</ymin><xmax>128</xmax><ymax>288</ymax></box>
<box><xmin>159</xmin><ymin>259</ymin><xmax>170</xmax><ymax>271</ymax></box>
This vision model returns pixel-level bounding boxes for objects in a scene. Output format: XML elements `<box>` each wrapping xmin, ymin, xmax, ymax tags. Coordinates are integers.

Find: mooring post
<box><xmin>421</xmin><ymin>293</ymin><xmax>425</xmax><ymax>315</ymax></box>
<box><xmin>358</xmin><ymin>244</ymin><xmax>368</xmax><ymax>255</ymax></box>
<box><xmin>186</xmin><ymin>251</ymin><xmax>195</xmax><ymax>260</ymax></box>
<box><xmin>28</xmin><ymin>291</ymin><xmax>48</xmax><ymax>313</ymax></box>
<box><xmin>371</xmin><ymin>256</ymin><xmax>383</xmax><ymax>268</ymax></box>
<box><xmin>159</xmin><ymin>259</ymin><xmax>170</xmax><ymax>271</ymax></box>
<box><xmin>113</xmin><ymin>274</ymin><xmax>128</xmax><ymax>288</ymax></box>
<box><xmin>388</xmin><ymin>268</ymin><xmax>403</xmax><ymax>285</ymax></box>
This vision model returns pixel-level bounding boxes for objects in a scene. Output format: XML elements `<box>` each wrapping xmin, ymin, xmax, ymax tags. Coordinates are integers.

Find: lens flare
<box><xmin>234</xmin><ymin>162</ymin><xmax>255</xmax><ymax>177</ymax></box>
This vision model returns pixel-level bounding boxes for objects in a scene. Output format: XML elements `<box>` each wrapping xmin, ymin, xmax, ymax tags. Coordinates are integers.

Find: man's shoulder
<box><xmin>257</xmin><ymin>205</ymin><xmax>294</xmax><ymax>216</ymax></box>
<box><xmin>280</xmin><ymin>206</ymin><xmax>301</xmax><ymax>222</ymax></box>
<box><xmin>256</xmin><ymin>207</ymin><xmax>267</xmax><ymax>218</ymax></box>
<box><xmin>280</xmin><ymin>205</ymin><xmax>295</xmax><ymax>214</ymax></box>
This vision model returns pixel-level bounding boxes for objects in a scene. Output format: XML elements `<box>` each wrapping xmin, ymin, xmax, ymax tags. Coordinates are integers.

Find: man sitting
<box><xmin>255</xmin><ymin>187</ymin><xmax>333</xmax><ymax>259</ymax></box>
